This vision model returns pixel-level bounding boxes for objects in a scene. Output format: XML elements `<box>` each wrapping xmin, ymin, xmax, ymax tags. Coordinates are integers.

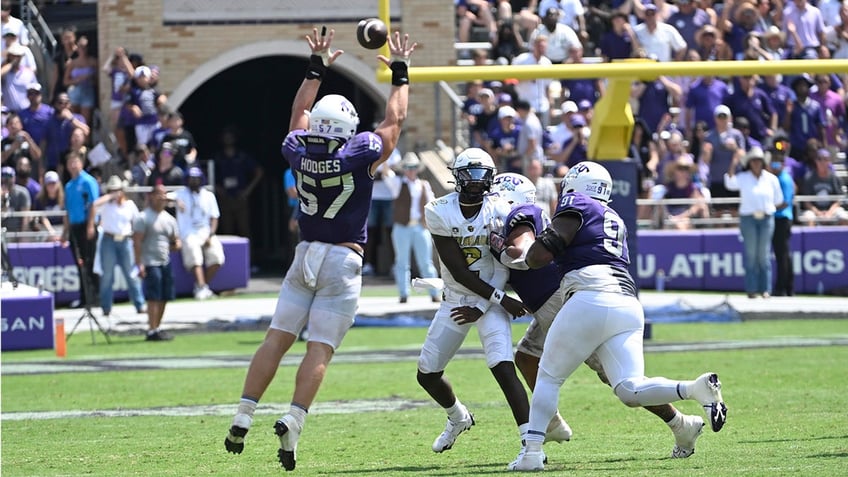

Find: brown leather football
<box><xmin>356</xmin><ymin>18</ymin><xmax>388</xmax><ymax>50</ymax></box>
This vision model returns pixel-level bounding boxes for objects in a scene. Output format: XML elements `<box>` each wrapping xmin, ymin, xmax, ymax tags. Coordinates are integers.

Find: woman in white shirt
<box><xmin>724</xmin><ymin>147</ymin><xmax>785</xmax><ymax>298</ymax></box>
<box><xmin>89</xmin><ymin>175</ymin><xmax>145</xmax><ymax>317</ymax></box>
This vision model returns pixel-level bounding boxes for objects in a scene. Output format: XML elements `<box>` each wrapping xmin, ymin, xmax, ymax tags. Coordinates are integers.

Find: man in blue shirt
<box><xmin>767</xmin><ymin>145</ymin><xmax>795</xmax><ymax>296</ymax></box>
<box><xmin>61</xmin><ymin>150</ymin><xmax>100</xmax><ymax>307</ymax></box>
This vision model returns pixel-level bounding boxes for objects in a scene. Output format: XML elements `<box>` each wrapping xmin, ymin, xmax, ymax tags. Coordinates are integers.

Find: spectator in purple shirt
<box><xmin>724</xmin><ymin>2</ymin><xmax>766</xmax><ymax>59</ymax></box>
<box><xmin>600</xmin><ymin>11</ymin><xmax>637</xmax><ymax>61</ymax></box>
<box><xmin>561</xmin><ymin>49</ymin><xmax>602</xmax><ymax>106</ymax></box>
<box><xmin>552</xmin><ymin>113</ymin><xmax>589</xmax><ymax>168</ymax></box>
<box><xmin>725</xmin><ymin>75</ymin><xmax>777</xmax><ymax>143</ymax></box>
<box><xmin>685</xmin><ymin>75</ymin><xmax>729</xmax><ymax>132</ymax></box>
<box><xmin>668</xmin><ymin>0</ymin><xmax>712</xmax><ymax>51</ymax></box>
<box><xmin>101</xmin><ymin>46</ymin><xmax>134</xmax><ymax>157</ymax></box>
<box><xmin>693</xmin><ymin>24</ymin><xmax>734</xmax><ymax>61</ymax></box>
<box><xmin>732</xmin><ymin>116</ymin><xmax>763</xmax><ymax>152</ymax></box>
<box><xmin>768</xmin><ymin>134</ymin><xmax>805</xmax><ymax>186</ymax></box>
<box><xmin>635</xmin><ymin>76</ymin><xmax>682</xmax><ymax>136</ymax></box>
<box><xmin>785</xmin><ymin>74</ymin><xmax>826</xmax><ymax>156</ymax></box>
<box><xmin>17</xmin><ymin>82</ymin><xmax>52</xmax><ymax>147</ymax></box>
<box><xmin>810</xmin><ymin>74</ymin><xmax>846</xmax><ymax>150</ymax></box>
<box><xmin>761</xmin><ymin>75</ymin><xmax>795</xmax><ymax>128</ymax></box>
<box><xmin>44</xmin><ymin>93</ymin><xmax>89</xmax><ymax>172</ymax></box>
<box><xmin>783</xmin><ymin>0</ymin><xmax>828</xmax><ymax>59</ymax></box>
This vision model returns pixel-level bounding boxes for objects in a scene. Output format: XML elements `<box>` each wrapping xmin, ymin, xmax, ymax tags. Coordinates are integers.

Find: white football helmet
<box><xmin>308</xmin><ymin>94</ymin><xmax>360</xmax><ymax>141</ymax></box>
<box><xmin>451</xmin><ymin>148</ymin><xmax>497</xmax><ymax>193</ymax></box>
<box><xmin>561</xmin><ymin>161</ymin><xmax>612</xmax><ymax>203</ymax></box>
<box><xmin>492</xmin><ymin>172</ymin><xmax>537</xmax><ymax>205</ymax></box>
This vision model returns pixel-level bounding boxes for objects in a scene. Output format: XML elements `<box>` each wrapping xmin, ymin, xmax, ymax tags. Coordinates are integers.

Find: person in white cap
<box><xmin>724</xmin><ymin>147</ymin><xmax>785</xmax><ymax>298</ymax></box>
<box><xmin>1</xmin><ymin>42</ymin><xmax>38</xmax><ymax>112</ymax></box>
<box><xmin>487</xmin><ymin>105</ymin><xmax>522</xmax><ymax>172</ymax></box>
<box><xmin>32</xmin><ymin>170</ymin><xmax>64</xmax><ymax>241</ymax></box>
<box><xmin>88</xmin><ymin>175</ymin><xmax>146</xmax><ymax>318</ymax></box>
<box><xmin>2</xmin><ymin>29</ymin><xmax>35</xmax><ymax>71</ymax></box>
<box><xmin>128</xmin><ymin>65</ymin><xmax>167</xmax><ymax>148</ymax></box>
<box><xmin>701</xmin><ymin>104</ymin><xmax>745</xmax><ymax>216</ymax></box>
<box><xmin>175</xmin><ymin>166</ymin><xmax>223</xmax><ymax>300</ymax></box>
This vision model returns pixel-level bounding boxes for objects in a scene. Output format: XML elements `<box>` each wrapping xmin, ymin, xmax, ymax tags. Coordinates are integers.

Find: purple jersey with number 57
<box><xmin>503</xmin><ymin>203</ymin><xmax>561</xmax><ymax>312</ymax></box>
<box><xmin>552</xmin><ymin>192</ymin><xmax>637</xmax><ymax>296</ymax></box>
<box><xmin>281</xmin><ymin>130</ymin><xmax>383</xmax><ymax>245</ymax></box>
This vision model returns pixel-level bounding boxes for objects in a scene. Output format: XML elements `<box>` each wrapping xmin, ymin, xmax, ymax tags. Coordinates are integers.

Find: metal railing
<box><xmin>4</xmin><ymin>192</ymin><xmax>844</xmax><ymax>243</ymax></box>
<box><xmin>636</xmin><ymin>194</ymin><xmax>848</xmax><ymax>228</ymax></box>
<box><xmin>1</xmin><ymin>184</ymin><xmax>213</xmax><ymax>243</ymax></box>
<box><xmin>433</xmin><ymin>81</ymin><xmax>469</xmax><ymax>154</ymax></box>
<box><xmin>22</xmin><ymin>1</ymin><xmax>59</xmax><ymax>92</ymax></box>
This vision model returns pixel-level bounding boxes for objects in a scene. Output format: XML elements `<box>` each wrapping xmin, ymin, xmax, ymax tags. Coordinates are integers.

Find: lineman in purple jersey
<box><xmin>491</xmin><ymin>173</ymin><xmax>711</xmax><ymax>460</ymax></box>
<box><xmin>225</xmin><ymin>27</ymin><xmax>417</xmax><ymax>471</ymax></box>
<box><xmin>508</xmin><ymin>162</ymin><xmax>729</xmax><ymax>472</ymax></box>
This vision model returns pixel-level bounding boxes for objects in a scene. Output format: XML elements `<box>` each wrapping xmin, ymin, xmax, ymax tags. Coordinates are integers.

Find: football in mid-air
<box><xmin>356</xmin><ymin>18</ymin><xmax>388</xmax><ymax>50</ymax></box>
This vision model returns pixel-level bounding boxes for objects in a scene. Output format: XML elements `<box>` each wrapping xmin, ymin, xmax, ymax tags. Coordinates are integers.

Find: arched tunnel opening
<box><xmin>177</xmin><ymin>55</ymin><xmax>380</xmax><ymax>272</ymax></box>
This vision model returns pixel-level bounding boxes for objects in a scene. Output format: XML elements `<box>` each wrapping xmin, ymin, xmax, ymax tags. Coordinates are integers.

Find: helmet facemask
<box><xmin>454</xmin><ymin>165</ymin><xmax>495</xmax><ymax>201</ymax></box>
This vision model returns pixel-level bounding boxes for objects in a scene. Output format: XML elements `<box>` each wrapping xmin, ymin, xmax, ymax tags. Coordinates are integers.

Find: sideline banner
<box><xmin>606</xmin><ymin>159</ymin><xmax>641</xmax><ymax>286</ymax></box>
<box><xmin>636</xmin><ymin>226</ymin><xmax>847</xmax><ymax>294</ymax></box>
<box><xmin>6</xmin><ymin>236</ymin><xmax>250</xmax><ymax>305</ymax></box>
<box><xmin>1</xmin><ymin>284</ymin><xmax>55</xmax><ymax>351</ymax></box>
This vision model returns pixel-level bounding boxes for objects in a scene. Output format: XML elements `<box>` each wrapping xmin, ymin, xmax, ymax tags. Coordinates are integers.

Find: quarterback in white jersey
<box><xmin>426</xmin><ymin>191</ymin><xmax>511</xmax><ymax>302</ymax></box>
<box><xmin>417</xmin><ymin>148</ymin><xmax>533</xmax><ymax>456</ymax></box>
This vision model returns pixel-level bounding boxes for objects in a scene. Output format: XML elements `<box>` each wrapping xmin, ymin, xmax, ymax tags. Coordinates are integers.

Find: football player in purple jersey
<box><xmin>225</xmin><ymin>26</ymin><xmax>417</xmax><ymax>471</ymax></box>
<box><xmin>490</xmin><ymin>172</ymin><xmax>710</xmax><ymax>460</ymax></box>
<box><xmin>508</xmin><ymin>162</ymin><xmax>728</xmax><ymax>472</ymax></box>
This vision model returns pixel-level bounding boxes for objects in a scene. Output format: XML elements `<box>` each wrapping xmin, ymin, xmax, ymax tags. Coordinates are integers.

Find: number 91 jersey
<box><xmin>282</xmin><ymin>130</ymin><xmax>383</xmax><ymax>245</ymax></box>
<box><xmin>425</xmin><ymin>192</ymin><xmax>511</xmax><ymax>298</ymax></box>
<box><xmin>553</xmin><ymin>192</ymin><xmax>637</xmax><ymax>297</ymax></box>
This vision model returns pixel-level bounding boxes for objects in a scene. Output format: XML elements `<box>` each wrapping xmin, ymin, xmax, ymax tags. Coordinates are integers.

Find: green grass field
<box><xmin>2</xmin><ymin>319</ymin><xmax>847</xmax><ymax>476</ymax></box>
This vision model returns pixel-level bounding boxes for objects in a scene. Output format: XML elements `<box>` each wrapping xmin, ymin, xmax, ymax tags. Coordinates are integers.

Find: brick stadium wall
<box><xmin>97</xmin><ymin>0</ymin><xmax>456</xmax><ymax>148</ymax></box>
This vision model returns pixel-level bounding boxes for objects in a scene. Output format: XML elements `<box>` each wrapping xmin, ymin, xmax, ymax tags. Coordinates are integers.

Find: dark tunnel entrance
<box><xmin>178</xmin><ymin>55</ymin><xmax>380</xmax><ymax>272</ymax></box>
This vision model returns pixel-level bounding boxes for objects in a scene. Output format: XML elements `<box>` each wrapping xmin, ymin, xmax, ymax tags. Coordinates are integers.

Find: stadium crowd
<box><xmin>456</xmin><ymin>0</ymin><xmax>847</xmax><ymax>227</ymax></box>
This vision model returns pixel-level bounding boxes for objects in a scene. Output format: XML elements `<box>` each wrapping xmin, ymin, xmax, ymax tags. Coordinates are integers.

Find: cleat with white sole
<box><xmin>432</xmin><ymin>411</ymin><xmax>475</xmax><ymax>453</ymax></box>
<box><xmin>671</xmin><ymin>414</ymin><xmax>705</xmax><ymax>458</ymax></box>
<box><xmin>508</xmin><ymin>441</ymin><xmax>546</xmax><ymax>472</ymax></box>
<box><xmin>544</xmin><ymin>413</ymin><xmax>573</xmax><ymax>444</ymax></box>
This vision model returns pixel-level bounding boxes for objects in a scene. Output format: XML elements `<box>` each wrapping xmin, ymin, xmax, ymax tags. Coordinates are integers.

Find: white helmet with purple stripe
<box><xmin>492</xmin><ymin>172</ymin><xmax>536</xmax><ymax>205</ymax></box>
<box><xmin>561</xmin><ymin>161</ymin><xmax>612</xmax><ymax>203</ymax></box>
<box><xmin>308</xmin><ymin>94</ymin><xmax>360</xmax><ymax>141</ymax></box>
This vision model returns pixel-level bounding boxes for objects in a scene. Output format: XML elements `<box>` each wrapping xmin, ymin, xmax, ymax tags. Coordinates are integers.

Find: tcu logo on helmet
<box><xmin>561</xmin><ymin>161</ymin><xmax>613</xmax><ymax>203</ymax></box>
<box><xmin>338</xmin><ymin>99</ymin><xmax>354</xmax><ymax>114</ymax></box>
<box><xmin>494</xmin><ymin>177</ymin><xmax>518</xmax><ymax>191</ymax></box>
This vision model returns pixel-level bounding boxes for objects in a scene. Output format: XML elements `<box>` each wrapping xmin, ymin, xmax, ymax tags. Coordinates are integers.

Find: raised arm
<box><xmin>371</xmin><ymin>32</ymin><xmax>418</xmax><ymax>176</ymax></box>
<box><xmin>525</xmin><ymin>212</ymin><xmax>581</xmax><ymax>269</ymax></box>
<box><xmin>289</xmin><ymin>27</ymin><xmax>345</xmax><ymax>134</ymax></box>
